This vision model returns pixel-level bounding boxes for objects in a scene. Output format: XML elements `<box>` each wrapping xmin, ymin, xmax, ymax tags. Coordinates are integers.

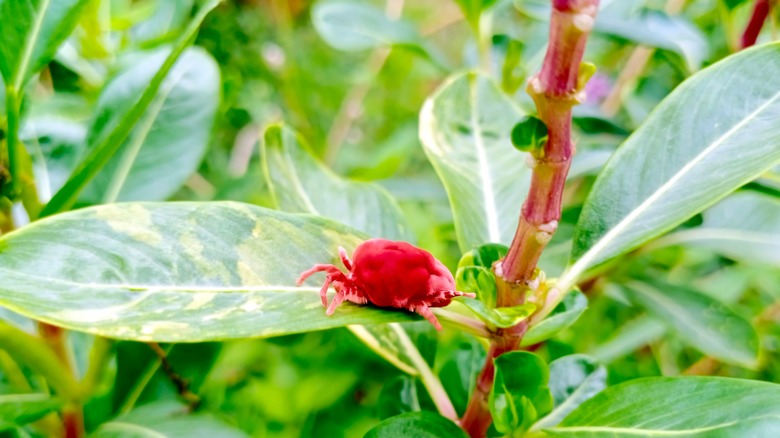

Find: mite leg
<box><xmin>319</xmin><ymin>273</ymin><xmax>349</xmax><ymax>307</ymax></box>
<box><xmin>414</xmin><ymin>304</ymin><xmax>442</xmax><ymax>331</ymax></box>
<box><xmin>338</xmin><ymin>246</ymin><xmax>353</xmax><ymax>271</ymax></box>
<box><xmin>296</xmin><ymin>264</ymin><xmax>342</xmax><ymax>285</ymax></box>
<box><xmin>319</xmin><ymin>275</ymin><xmax>335</xmax><ymax>307</ymax></box>
<box><xmin>441</xmin><ymin>290</ymin><xmax>477</xmax><ymax>299</ymax></box>
<box><xmin>326</xmin><ymin>292</ymin><xmax>347</xmax><ymax>316</ymax></box>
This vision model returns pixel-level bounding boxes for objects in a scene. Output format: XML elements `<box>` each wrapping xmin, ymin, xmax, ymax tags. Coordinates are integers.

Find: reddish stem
<box><xmin>63</xmin><ymin>405</ymin><xmax>85</xmax><ymax>438</ymax></box>
<box><xmin>39</xmin><ymin>323</ymin><xmax>84</xmax><ymax>438</ymax></box>
<box><xmin>460</xmin><ymin>1</ymin><xmax>599</xmax><ymax>436</ymax></box>
<box><xmin>740</xmin><ymin>0</ymin><xmax>772</xmax><ymax>49</ymax></box>
<box><xmin>503</xmin><ymin>0</ymin><xmax>597</xmax><ymax>284</ymax></box>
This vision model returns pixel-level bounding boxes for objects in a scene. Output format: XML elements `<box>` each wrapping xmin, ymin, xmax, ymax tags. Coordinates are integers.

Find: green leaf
<box><xmin>565</xmin><ymin>43</ymin><xmax>780</xmax><ymax>289</ymax></box>
<box><xmin>522</xmin><ymin>290</ymin><xmax>587</xmax><ymax>346</ymax></box>
<box><xmin>511</xmin><ymin>116</ymin><xmax>548</xmax><ymax>153</ymax></box>
<box><xmin>458</xmin><ymin>296</ymin><xmax>536</xmax><ymax>330</ymax></box>
<box><xmin>377</xmin><ymin>376</ymin><xmax>421</xmax><ymax>420</ymax></box>
<box><xmin>457</xmin><ymin>243</ymin><xmax>508</xmax><ymax>268</ymax></box>
<box><xmin>490</xmin><ymin>351</ymin><xmax>553</xmax><ymax>435</ymax></box>
<box><xmin>454</xmin><ymin>243</ymin><xmax>537</xmax><ymax>327</ymax></box>
<box><xmin>621</xmin><ymin>281</ymin><xmax>760</xmax><ymax>368</ymax></box>
<box><xmin>596</xmin><ymin>11</ymin><xmax>708</xmax><ymax>71</ymax></box>
<box><xmin>364</xmin><ymin>411</ymin><xmax>467</xmax><ymax>438</ymax></box>
<box><xmin>454</xmin><ymin>0</ymin><xmax>498</xmax><ymax>31</ymax></box>
<box><xmin>79</xmin><ymin>47</ymin><xmax>220</xmax><ymax>204</ymax></box>
<box><xmin>261</xmin><ymin>123</ymin><xmax>412</xmax><ymax>241</ymax></box>
<box><xmin>40</xmin><ymin>0</ymin><xmax>221</xmax><ymax>217</ymax></box>
<box><xmin>0</xmin><ymin>0</ymin><xmax>89</xmax><ymax>90</ymax></box>
<box><xmin>455</xmin><ymin>243</ymin><xmax>508</xmax><ymax>308</ymax></box>
<box><xmin>651</xmin><ymin>192</ymin><xmax>780</xmax><ymax>265</ymax></box>
<box><xmin>532</xmin><ymin>355</ymin><xmax>606</xmax><ymax>430</ymax></box>
<box><xmin>439</xmin><ymin>339</ymin><xmax>485</xmax><ymax>416</ymax></box>
<box><xmin>722</xmin><ymin>0</ymin><xmax>751</xmax><ymax>9</ymax></box>
<box><xmin>312</xmin><ymin>2</ymin><xmax>420</xmax><ymax>52</ymax></box>
<box><xmin>92</xmin><ymin>401</ymin><xmax>249</xmax><ymax>437</ymax></box>
<box><xmin>348</xmin><ymin>323</ymin><xmax>433</xmax><ymax>376</ymax></box>
<box><xmin>455</xmin><ymin>265</ymin><xmax>497</xmax><ymax>307</ymax></box>
<box><xmin>0</xmin><ymin>202</ymin><xmax>423</xmax><ymax>342</ymax></box>
<box><xmin>20</xmin><ymin>94</ymin><xmax>88</xmax><ymax>196</ymax></box>
<box><xmin>454</xmin><ymin>243</ymin><xmax>536</xmax><ymax>329</ymax></box>
<box><xmin>548</xmin><ymin>377</ymin><xmax>780</xmax><ymax>437</ymax></box>
<box><xmin>420</xmin><ymin>72</ymin><xmax>530</xmax><ymax>253</ymax></box>
<box><xmin>262</xmin><ymin>124</ymin><xmax>422</xmax><ymax>376</ymax></box>
<box><xmin>132</xmin><ymin>0</ymin><xmax>195</xmax><ymax>44</ymax></box>
<box><xmin>589</xmin><ymin>316</ymin><xmax>665</xmax><ymax>363</ymax></box>
<box><xmin>0</xmin><ymin>394</ymin><xmax>61</xmax><ymax>431</ymax></box>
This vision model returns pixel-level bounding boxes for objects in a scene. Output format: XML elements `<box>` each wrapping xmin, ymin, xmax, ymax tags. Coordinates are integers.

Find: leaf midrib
<box><xmin>0</xmin><ymin>266</ymin><xmax>318</xmax><ymax>293</ymax></box>
<box><xmin>469</xmin><ymin>76</ymin><xmax>500</xmax><ymax>243</ymax></box>
<box><xmin>13</xmin><ymin>0</ymin><xmax>50</xmax><ymax>90</ymax></box>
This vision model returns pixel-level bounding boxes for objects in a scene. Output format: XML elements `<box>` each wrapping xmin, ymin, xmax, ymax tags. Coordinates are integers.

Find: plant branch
<box><xmin>38</xmin><ymin>323</ymin><xmax>84</xmax><ymax>438</ymax></box>
<box><xmin>0</xmin><ymin>322</ymin><xmax>80</xmax><ymax>399</ymax></box>
<box><xmin>119</xmin><ymin>344</ymin><xmax>172</xmax><ymax>414</ymax></box>
<box><xmin>147</xmin><ymin>342</ymin><xmax>201</xmax><ymax>408</ymax></box>
<box><xmin>81</xmin><ymin>337</ymin><xmax>115</xmax><ymax>397</ymax></box>
<box><xmin>741</xmin><ymin>0</ymin><xmax>774</xmax><ymax>49</ymax></box>
<box><xmin>503</xmin><ymin>0</ymin><xmax>598</xmax><ymax>287</ymax></box>
<box><xmin>460</xmin><ymin>2</ymin><xmax>599</xmax><ymax>436</ymax></box>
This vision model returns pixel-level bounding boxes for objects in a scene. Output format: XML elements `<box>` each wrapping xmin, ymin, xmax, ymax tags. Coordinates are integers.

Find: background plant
<box><xmin>0</xmin><ymin>0</ymin><xmax>779</xmax><ymax>437</ymax></box>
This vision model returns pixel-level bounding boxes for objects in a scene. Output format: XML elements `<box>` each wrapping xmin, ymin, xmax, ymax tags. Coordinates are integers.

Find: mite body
<box><xmin>297</xmin><ymin>239</ymin><xmax>475</xmax><ymax>330</ymax></box>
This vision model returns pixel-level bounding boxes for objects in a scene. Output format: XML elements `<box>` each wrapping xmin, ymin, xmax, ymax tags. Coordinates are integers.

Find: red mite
<box><xmin>297</xmin><ymin>238</ymin><xmax>475</xmax><ymax>330</ymax></box>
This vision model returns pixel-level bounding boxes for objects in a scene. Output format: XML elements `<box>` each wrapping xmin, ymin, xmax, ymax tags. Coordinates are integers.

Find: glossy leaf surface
<box><xmin>92</xmin><ymin>401</ymin><xmax>248</xmax><ymax>437</ymax></box>
<box><xmin>0</xmin><ymin>203</ymin><xmax>421</xmax><ymax>342</ymax></box>
<box><xmin>420</xmin><ymin>73</ymin><xmax>529</xmax><ymax>252</ymax></box>
<box><xmin>80</xmin><ymin>47</ymin><xmax>219</xmax><ymax>203</ymax></box>
<box><xmin>596</xmin><ymin>11</ymin><xmax>708</xmax><ymax>70</ymax></box>
<box><xmin>262</xmin><ymin>123</ymin><xmax>411</xmax><ymax>240</ymax></box>
<box><xmin>652</xmin><ymin>192</ymin><xmax>780</xmax><ymax>265</ymax></box>
<box><xmin>364</xmin><ymin>411</ymin><xmax>467</xmax><ymax>438</ymax></box>
<box><xmin>490</xmin><ymin>351</ymin><xmax>553</xmax><ymax>434</ymax></box>
<box><xmin>622</xmin><ymin>281</ymin><xmax>759</xmax><ymax>368</ymax></box>
<box><xmin>566</xmin><ymin>44</ymin><xmax>780</xmax><ymax>289</ymax></box>
<box><xmin>533</xmin><ymin>355</ymin><xmax>606</xmax><ymax>430</ymax></box>
<box><xmin>40</xmin><ymin>0</ymin><xmax>220</xmax><ymax>216</ymax></box>
<box><xmin>0</xmin><ymin>0</ymin><xmax>89</xmax><ymax>89</ymax></box>
<box><xmin>548</xmin><ymin>377</ymin><xmax>780</xmax><ymax>437</ymax></box>
<box><xmin>312</xmin><ymin>2</ymin><xmax>420</xmax><ymax>52</ymax></box>
<box><xmin>522</xmin><ymin>291</ymin><xmax>587</xmax><ymax>346</ymax></box>
<box><xmin>377</xmin><ymin>376</ymin><xmax>421</xmax><ymax>420</ymax></box>
<box><xmin>0</xmin><ymin>394</ymin><xmax>60</xmax><ymax>431</ymax></box>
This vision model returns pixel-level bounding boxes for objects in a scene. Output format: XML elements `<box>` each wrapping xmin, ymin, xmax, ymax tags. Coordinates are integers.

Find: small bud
<box><xmin>573</xmin><ymin>13</ymin><xmax>595</xmax><ymax>32</ymax></box>
<box><xmin>527</xmin><ymin>76</ymin><xmax>543</xmax><ymax>95</ymax></box>
<box><xmin>539</xmin><ymin>220</ymin><xmax>558</xmax><ymax>234</ymax></box>
<box><xmin>535</xmin><ymin>230</ymin><xmax>553</xmax><ymax>245</ymax></box>
<box><xmin>525</xmin><ymin>154</ymin><xmax>537</xmax><ymax>169</ymax></box>
<box><xmin>511</xmin><ymin>116</ymin><xmax>548</xmax><ymax>153</ymax></box>
<box><xmin>577</xmin><ymin>62</ymin><xmax>597</xmax><ymax>92</ymax></box>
